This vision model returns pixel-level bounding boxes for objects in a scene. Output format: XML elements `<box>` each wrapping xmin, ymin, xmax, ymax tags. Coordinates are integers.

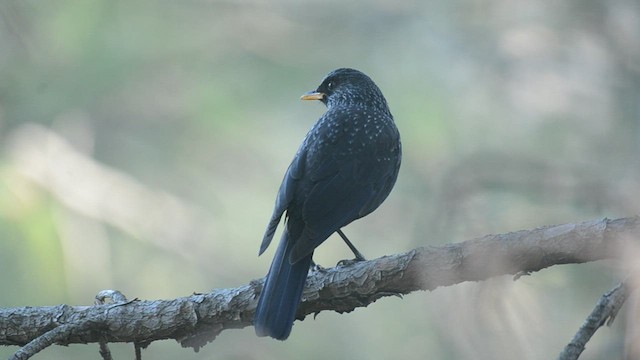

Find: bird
<box><xmin>254</xmin><ymin>68</ymin><xmax>402</xmax><ymax>340</ymax></box>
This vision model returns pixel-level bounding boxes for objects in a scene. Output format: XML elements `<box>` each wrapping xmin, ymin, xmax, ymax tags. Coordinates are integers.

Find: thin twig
<box><xmin>558</xmin><ymin>277</ymin><xmax>636</xmax><ymax>360</ymax></box>
<box><xmin>135</xmin><ymin>342</ymin><xmax>142</xmax><ymax>360</ymax></box>
<box><xmin>98</xmin><ymin>339</ymin><xmax>113</xmax><ymax>360</ymax></box>
<box><xmin>10</xmin><ymin>322</ymin><xmax>91</xmax><ymax>360</ymax></box>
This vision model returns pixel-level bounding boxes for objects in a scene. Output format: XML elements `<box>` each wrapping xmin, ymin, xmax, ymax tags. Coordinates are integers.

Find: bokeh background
<box><xmin>1</xmin><ymin>1</ymin><xmax>639</xmax><ymax>359</ymax></box>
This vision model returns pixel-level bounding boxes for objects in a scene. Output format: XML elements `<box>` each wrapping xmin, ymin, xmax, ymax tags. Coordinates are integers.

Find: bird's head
<box><xmin>301</xmin><ymin>68</ymin><xmax>389</xmax><ymax>113</ymax></box>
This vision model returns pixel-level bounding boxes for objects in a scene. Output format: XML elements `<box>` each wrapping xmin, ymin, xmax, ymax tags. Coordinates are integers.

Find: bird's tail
<box><xmin>254</xmin><ymin>229</ymin><xmax>312</xmax><ymax>340</ymax></box>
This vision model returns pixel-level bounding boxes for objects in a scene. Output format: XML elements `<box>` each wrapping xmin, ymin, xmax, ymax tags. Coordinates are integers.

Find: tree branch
<box><xmin>1</xmin><ymin>216</ymin><xmax>638</xmax><ymax>357</ymax></box>
<box><xmin>558</xmin><ymin>276</ymin><xmax>637</xmax><ymax>360</ymax></box>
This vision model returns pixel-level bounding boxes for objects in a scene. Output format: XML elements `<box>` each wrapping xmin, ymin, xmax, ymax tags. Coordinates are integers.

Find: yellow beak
<box><xmin>300</xmin><ymin>91</ymin><xmax>325</xmax><ymax>101</ymax></box>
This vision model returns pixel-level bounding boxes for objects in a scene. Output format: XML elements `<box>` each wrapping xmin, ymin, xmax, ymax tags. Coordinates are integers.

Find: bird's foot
<box><xmin>336</xmin><ymin>257</ymin><xmax>366</xmax><ymax>267</ymax></box>
<box><xmin>310</xmin><ymin>261</ymin><xmax>328</xmax><ymax>273</ymax></box>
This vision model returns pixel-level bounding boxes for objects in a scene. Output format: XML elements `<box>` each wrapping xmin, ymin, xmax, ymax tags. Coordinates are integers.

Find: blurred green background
<box><xmin>1</xmin><ymin>0</ymin><xmax>639</xmax><ymax>359</ymax></box>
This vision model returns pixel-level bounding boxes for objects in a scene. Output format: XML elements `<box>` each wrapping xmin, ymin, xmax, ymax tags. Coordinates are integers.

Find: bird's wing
<box><xmin>259</xmin><ymin>148</ymin><xmax>307</xmax><ymax>255</ymax></box>
<box><xmin>289</xmin><ymin>126</ymin><xmax>400</xmax><ymax>262</ymax></box>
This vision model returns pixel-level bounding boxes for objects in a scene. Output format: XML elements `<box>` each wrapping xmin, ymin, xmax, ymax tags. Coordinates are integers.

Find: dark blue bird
<box><xmin>254</xmin><ymin>68</ymin><xmax>401</xmax><ymax>340</ymax></box>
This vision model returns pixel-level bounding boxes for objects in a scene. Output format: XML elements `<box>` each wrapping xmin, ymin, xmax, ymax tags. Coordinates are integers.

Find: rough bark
<box><xmin>1</xmin><ymin>216</ymin><xmax>638</xmax><ymax>358</ymax></box>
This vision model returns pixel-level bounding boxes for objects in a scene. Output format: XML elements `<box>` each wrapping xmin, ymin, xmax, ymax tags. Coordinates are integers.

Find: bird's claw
<box><xmin>336</xmin><ymin>257</ymin><xmax>366</xmax><ymax>267</ymax></box>
<box><xmin>311</xmin><ymin>262</ymin><xmax>328</xmax><ymax>273</ymax></box>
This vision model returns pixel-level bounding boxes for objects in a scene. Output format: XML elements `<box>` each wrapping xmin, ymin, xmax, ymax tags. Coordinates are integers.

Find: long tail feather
<box><xmin>254</xmin><ymin>230</ymin><xmax>312</xmax><ymax>340</ymax></box>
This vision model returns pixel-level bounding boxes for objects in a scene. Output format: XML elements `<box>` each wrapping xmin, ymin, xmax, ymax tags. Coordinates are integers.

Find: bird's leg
<box><xmin>336</xmin><ymin>229</ymin><xmax>366</xmax><ymax>262</ymax></box>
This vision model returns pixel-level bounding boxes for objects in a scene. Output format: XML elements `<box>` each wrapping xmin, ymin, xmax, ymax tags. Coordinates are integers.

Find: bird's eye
<box><xmin>326</xmin><ymin>81</ymin><xmax>335</xmax><ymax>91</ymax></box>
